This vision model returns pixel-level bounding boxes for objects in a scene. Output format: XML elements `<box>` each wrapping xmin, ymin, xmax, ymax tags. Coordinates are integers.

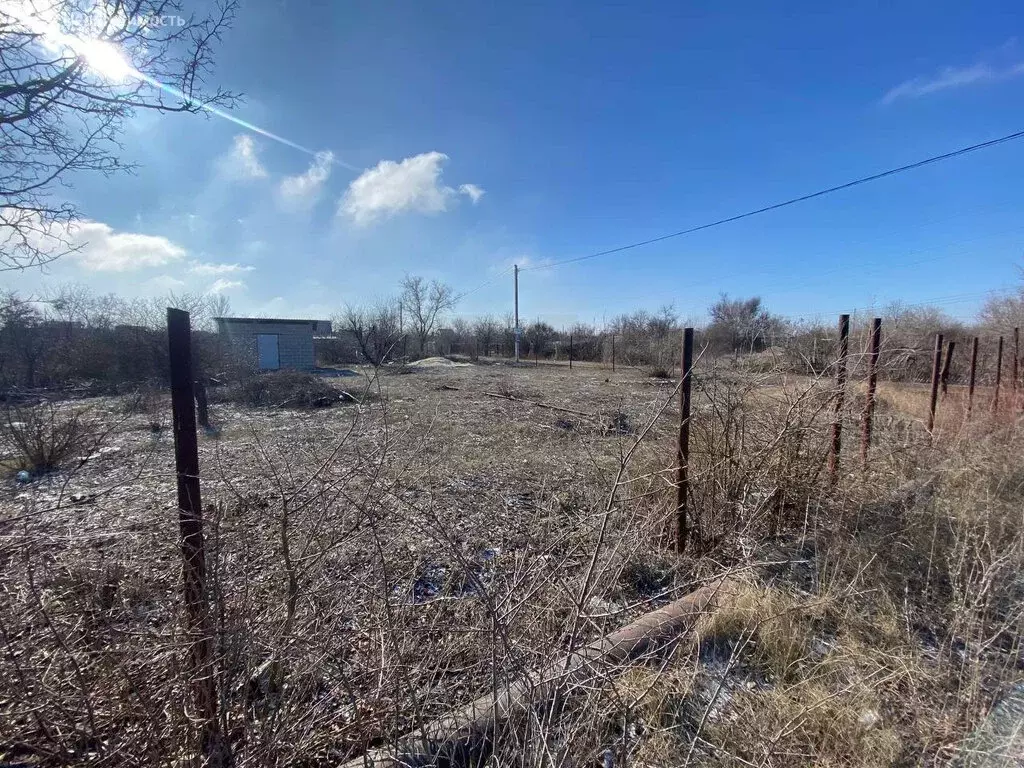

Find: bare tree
<box><xmin>400</xmin><ymin>275</ymin><xmax>457</xmax><ymax>355</ymax></box>
<box><xmin>450</xmin><ymin>317</ymin><xmax>472</xmax><ymax>356</ymax></box>
<box><xmin>979</xmin><ymin>277</ymin><xmax>1024</xmax><ymax>334</ymax></box>
<box><xmin>524</xmin><ymin>320</ymin><xmax>556</xmax><ymax>358</ymax></box>
<box><xmin>44</xmin><ymin>282</ymin><xmax>94</xmax><ymax>339</ymax></box>
<box><xmin>706</xmin><ymin>294</ymin><xmax>785</xmax><ymax>354</ymax></box>
<box><xmin>341</xmin><ymin>300</ymin><xmax>401</xmax><ymax>365</ymax></box>
<box><xmin>208</xmin><ymin>293</ymin><xmax>232</xmax><ymax>319</ymax></box>
<box><xmin>473</xmin><ymin>315</ymin><xmax>498</xmax><ymax>357</ymax></box>
<box><xmin>145</xmin><ymin>291</ymin><xmax>214</xmax><ymax>330</ymax></box>
<box><xmin>0</xmin><ymin>292</ymin><xmax>47</xmax><ymax>387</ymax></box>
<box><xmin>1</xmin><ymin>0</ymin><xmax>238</xmax><ymax>270</ymax></box>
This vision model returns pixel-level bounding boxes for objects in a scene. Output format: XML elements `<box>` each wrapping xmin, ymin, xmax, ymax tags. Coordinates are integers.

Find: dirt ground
<box><xmin>0</xmin><ymin>359</ymin><xmax>705</xmax><ymax>765</ymax></box>
<box><xmin>1</xmin><ymin>359</ymin><xmax>677</xmax><ymax>529</ymax></box>
<box><xmin>3</xmin><ymin>358</ymin><xmax>1022</xmax><ymax>766</ymax></box>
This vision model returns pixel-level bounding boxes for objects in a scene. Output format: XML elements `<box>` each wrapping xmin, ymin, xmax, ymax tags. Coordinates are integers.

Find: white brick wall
<box><xmin>217</xmin><ymin>320</ymin><xmax>315</xmax><ymax>370</ymax></box>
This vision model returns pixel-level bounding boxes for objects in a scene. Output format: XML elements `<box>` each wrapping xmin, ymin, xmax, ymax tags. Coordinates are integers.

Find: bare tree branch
<box><xmin>0</xmin><ymin>0</ymin><xmax>238</xmax><ymax>271</ymax></box>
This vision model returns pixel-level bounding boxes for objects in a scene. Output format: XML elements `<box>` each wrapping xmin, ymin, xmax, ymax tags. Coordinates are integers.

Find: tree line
<box><xmin>3</xmin><ymin>279</ymin><xmax>1023</xmax><ymax>392</ymax></box>
<box><xmin>334</xmin><ymin>282</ymin><xmax>1024</xmax><ymax>386</ymax></box>
<box><xmin>0</xmin><ymin>287</ymin><xmax>230</xmax><ymax>390</ymax></box>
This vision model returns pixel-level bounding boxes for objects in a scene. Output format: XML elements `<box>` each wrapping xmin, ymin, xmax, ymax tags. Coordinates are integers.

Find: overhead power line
<box><xmin>519</xmin><ymin>128</ymin><xmax>1024</xmax><ymax>272</ymax></box>
<box><xmin>455</xmin><ymin>266</ymin><xmax>515</xmax><ymax>302</ymax></box>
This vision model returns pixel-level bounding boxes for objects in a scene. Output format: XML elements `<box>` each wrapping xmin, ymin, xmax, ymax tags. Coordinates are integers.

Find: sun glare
<box><xmin>3</xmin><ymin>1</ymin><xmax>138</xmax><ymax>83</ymax></box>
<box><xmin>76</xmin><ymin>38</ymin><xmax>137</xmax><ymax>82</ymax></box>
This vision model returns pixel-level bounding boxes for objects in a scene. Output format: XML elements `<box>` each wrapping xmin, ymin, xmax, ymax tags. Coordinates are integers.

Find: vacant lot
<box><xmin>2</xmin><ymin>358</ymin><xmax>1023</xmax><ymax>766</ymax></box>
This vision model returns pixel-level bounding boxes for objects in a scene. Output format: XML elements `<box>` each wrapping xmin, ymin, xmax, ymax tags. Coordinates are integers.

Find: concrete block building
<box><xmin>215</xmin><ymin>317</ymin><xmax>330</xmax><ymax>371</ymax></box>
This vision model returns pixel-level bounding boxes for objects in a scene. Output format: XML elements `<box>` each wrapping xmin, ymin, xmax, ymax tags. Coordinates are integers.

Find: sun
<box><xmin>3</xmin><ymin>1</ymin><xmax>138</xmax><ymax>83</ymax></box>
<box><xmin>75</xmin><ymin>37</ymin><xmax>137</xmax><ymax>83</ymax></box>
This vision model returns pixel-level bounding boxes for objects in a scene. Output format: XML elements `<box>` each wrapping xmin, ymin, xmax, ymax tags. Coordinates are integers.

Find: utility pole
<box><xmin>514</xmin><ymin>264</ymin><xmax>520</xmax><ymax>362</ymax></box>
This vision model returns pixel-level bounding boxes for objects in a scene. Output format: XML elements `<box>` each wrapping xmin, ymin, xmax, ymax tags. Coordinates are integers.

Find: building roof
<box><xmin>214</xmin><ymin>317</ymin><xmax>319</xmax><ymax>326</ymax></box>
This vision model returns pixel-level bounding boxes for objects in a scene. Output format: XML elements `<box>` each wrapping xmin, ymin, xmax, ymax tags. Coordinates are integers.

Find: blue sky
<box><xmin>10</xmin><ymin>0</ymin><xmax>1024</xmax><ymax>326</ymax></box>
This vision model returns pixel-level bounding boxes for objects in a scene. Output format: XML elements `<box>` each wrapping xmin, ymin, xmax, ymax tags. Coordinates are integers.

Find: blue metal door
<box><xmin>257</xmin><ymin>334</ymin><xmax>280</xmax><ymax>370</ymax></box>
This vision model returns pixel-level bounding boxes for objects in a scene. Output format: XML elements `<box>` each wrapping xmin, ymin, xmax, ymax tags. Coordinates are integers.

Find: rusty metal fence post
<box><xmin>676</xmin><ymin>328</ymin><xmax>694</xmax><ymax>553</ymax></box>
<box><xmin>828</xmin><ymin>314</ymin><xmax>850</xmax><ymax>486</ymax></box>
<box><xmin>1014</xmin><ymin>327</ymin><xmax>1020</xmax><ymax>411</ymax></box>
<box><xmin>927</xmin><ymin>333</ymin><xmax>943</xmax><ymax>433</ymax></box>
<box><xmin>940</xmin><ymin>340</ymin><xmax>955</xmax><ymax>397</ymax></box>
<box><xmin>167</xmin><ymin>308</ymin><xmax>221</xmax><ymax>762</ymax></box>
<box><xmin>967</xmin><ymin>337</ymin><xmax>979</xmax><ymax>418</ymax></box>
<box><xmin>194</xmin><ymin>379</ymin><xmax>210</xmax><ymax>430</ymax></box>
<box><xmin>860</xmin><ymin>317</ymin><xmax>881</xmax><ymax>469</ymax></box>
<box><xmin>1014</xmin><ymin>327</ymin><xmax>1020</xmax><ymax>394</ymax></box>
<box><xmin>993</xmin><ymin>335</ymin><xmax>1004</xmax><ymax>414</ymax></box>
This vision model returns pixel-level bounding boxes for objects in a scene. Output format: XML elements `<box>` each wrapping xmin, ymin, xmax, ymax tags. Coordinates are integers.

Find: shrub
<box><xmin>2</xmin><ymin>402</ymin><xmax>94</xmax><ymax>473</ymax></box>
<box><xmin>214</xmin><ymin>370</ymin><xmax>349</xmax><ymax>408</ymax></box>
<box><xmin>117</xmin><ymin>383</ymin><xmax>165</xmax><ymax>417</ymax></box>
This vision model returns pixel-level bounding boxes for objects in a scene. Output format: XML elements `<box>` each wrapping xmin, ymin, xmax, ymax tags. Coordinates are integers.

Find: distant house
<box><xmin>215</xmin><ymin>317</ymin><xmax>331</xmax><ymax>371</ymax></box>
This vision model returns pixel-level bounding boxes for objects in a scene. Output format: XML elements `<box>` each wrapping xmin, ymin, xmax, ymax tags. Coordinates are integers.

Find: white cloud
<box><xmin>339</xmin><ymin>151</ymin><xmax>484</xmax><ymax>225</ymax></box>
<box><xmin>279</xmin><ymin>150</ymin><xmax>334</xmax><ymax>208</ymax></box>
<box><xmin>62</xmin><ymin>220</ymin><xmax>186</xmax><ymax>271</ymax></box>
<box><xmin>207</xmin><ymin>278</ymin><xmax>245</xmax><ymax>294</ymax></box>
<box><xmin>883</xmin><ymin>60</ymin><xmax>1024</xmax><ymax>104</ymax></box>
<box><xmin>459</xmin><ymin>183</ymin><xmax>485</xmax><ymax>204</ymax></box>
<box><xmin>189</xmin><ymin>261</ymin><xmax>255</xmax><ymax>276</ymax></box>
<box><xmin>220</xmin><ymin>134</ymin><xmax>267</xmax><ymax>179</ymax></box>
<box><xmin>143</xmin><ymin>274</ymin><xmax>187</xmax><ymax>293</ymax></box>
<box><xmin>0</xmin><ymin>209</ymin><xmax>187</xmax><ymax>271</ymax></box>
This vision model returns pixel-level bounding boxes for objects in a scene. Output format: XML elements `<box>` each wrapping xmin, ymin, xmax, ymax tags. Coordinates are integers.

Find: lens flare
<box><xmin>1</xmin><ymin>1</ymin><xmax>357</xmax><ymax>169</ymax></box>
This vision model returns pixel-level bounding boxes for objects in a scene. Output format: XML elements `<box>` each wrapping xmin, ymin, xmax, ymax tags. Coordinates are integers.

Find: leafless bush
<box><xmin>213</xmin><ymin>370</ymin><xmax>351</xmax><ymax>408</ymax></box>
<box><xmin>117</xmin><ymin>383</ymin><xmax>165</xmax><ymax>418</ymax></box>
<box><xmin>607</xmin><ymin>306</ymin><xmax>680</xmax><ymax>368</ymax></box>
<box><xmin>340</xmin><ymin>301</ymin><xmax>402</xmax><ymax>365</ymax></box>
<box><xmin>1</xmin><ymin>401</ymin><xmax>96</xmax><ymax>472</ymax></box>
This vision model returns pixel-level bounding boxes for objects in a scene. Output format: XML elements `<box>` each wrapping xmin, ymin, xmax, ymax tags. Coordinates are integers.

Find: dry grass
<box><xmin>1</xmin><ymin>356</ymin><xmax>1023</xmax><ymax>766</ymax></box>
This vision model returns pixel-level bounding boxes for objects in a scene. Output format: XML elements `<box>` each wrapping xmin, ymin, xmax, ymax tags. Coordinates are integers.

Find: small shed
<box><xmin>215</xmin><ymin>317</ymin><xmax>330</xmax><ymax>371</ymax></box>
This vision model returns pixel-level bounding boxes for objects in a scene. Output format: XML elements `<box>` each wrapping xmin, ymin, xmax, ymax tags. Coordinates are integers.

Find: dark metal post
<box><xmin>167</xmin><ymin>308</ymin><xmax>220</xmax><ymax>761</ymax></box>
<box><xmin>569</xmin><ymin>334</ymin><xmax>573</xmax><ymax>370</ymax></box>
<box><xmin>676</xmin><ymin>328</ymin><xmax>694</xmax><ymax>553</ymax></box>
<box><xmin>967</xmin><ymin>337</ymin><xmax>979</xmax><ymax>418</ymax></box>
<box><xmin>940</xmin><ymin>340</ymin><xmax>955</xmax><ymax>396</ymax></box>
<box><xmin>927</xmin><ymin>333</ymin><xmax>943</xmax><ymax>433</ymax></box>
<box><xmin>1014</xmin><ymin>327</ymin><xmax>1021</xmax><ymax>412</ymax></box>
<box><xmin>828</xmin><ymin>314</ymin><xmax>850</xmax><ymax>485</ymax></box>
<box><xmin>860</xmin><ymin>317</ymin><xmax>881</xmax><ymax>468</ymax></box>
<box><xmin>611</xmin><ymin>335</ymin><xmax>616</xmax><ymax>372</ymax></box>
<box><xmin>513</xmin><ymin>265</ymin><xmax>520</xmax><ymax>363</ymax></box>
<box><xmin>993</xmin><ymin>335</ymin><xmax>1004</xmax><ymax>413</ymax></box>
<box><xmin>194</xmin><ymin>380</ymin><xmax>210</xmax><ymax>430</ymax></box>
<box><xmin>1014</xmin><ymin>327</ymin><xmax>1020</xmax><ymax>394</ymax></box>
